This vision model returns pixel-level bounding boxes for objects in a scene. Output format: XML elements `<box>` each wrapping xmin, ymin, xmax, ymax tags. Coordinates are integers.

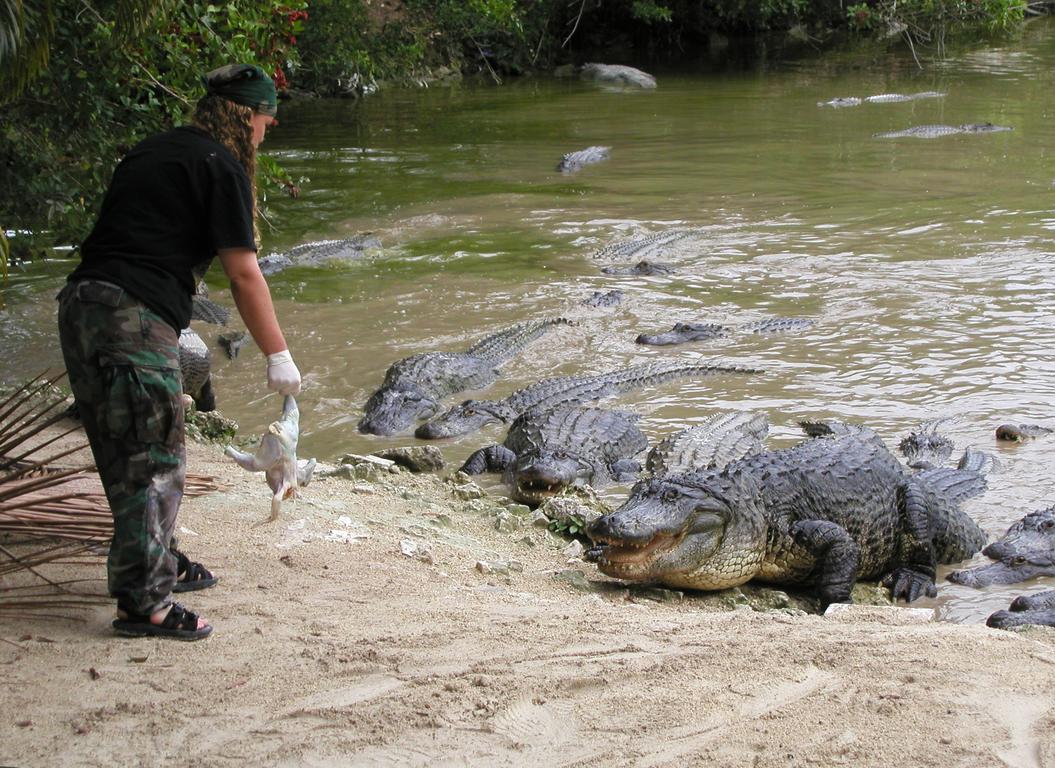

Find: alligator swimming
<box><xmin>987</xmin><ymin>590</ymin><xmax>1055</xmax><ymax>629</ymax></box>
<box><xmin>582</xmin><ymin>289</ymin><xmax>625</xmax><ymax>308</ymax></box>
<box><xmin>601</xmin><ymin>260</ymin><xmax>675</xmax><ymax>276</ymax></box>
<box><xmin>578</xmin><ymin>63</ymin><xmax>657</xmax><ymax>90</ymax></box>
<box><xmin>358</xmin><ymin>318</ymin><xmax>569</xmax><ymax>436</ymax></box>
<box><xmin>947</xmin><ymin>506</ymin><xmax>1055</xmax><ymax>587</ymax></box>
<box><xmin>591</xmin><ymin>229</ymin><xmax>705</xmax><ymax>262</ymax></box>
<box><xmin>817</xmin><ymin>91</ymin><xmax>945</xmax><ymax>108</ymax></box>
<box><xmin>995</xmin><ymin>423</ymin><xmax>1052</xmax><ymax>441</ymax></box>
<box><xmin>258</xmin><ymin>235</ymin><xmax>382</xmax><ymax>276</ymax></box>
<box><xmin>636</xmin><ymin>317</ymin><xmax>815</xmax><ymax>346</ymax></box>
<box><xmin>585</xmin><ymin>422</ymin><xmax>988</xmax><ymax>607</ymax></box>
<box><xmin>874</xmin><ymin>123</ymin><xmax>1013</xmax><ymax>139</ymax></box>
<box><xmin>558</xmin><ymin>146</ymin><xmax>610</xmax><ymax>174</ymax></box>
<box><xmin>415</xmin><ymin>359</ymin><xmax>762</xmax><ymax>440</ymax></box>
<box><xmin>460</xmin><ymin>405</ymin><xmax>648</xmax><ymax>506</ymax></box>
<box><xmin>898</xmin><ymin>420</ymin><xmax>954</xmax><ymax>470</ymax></box>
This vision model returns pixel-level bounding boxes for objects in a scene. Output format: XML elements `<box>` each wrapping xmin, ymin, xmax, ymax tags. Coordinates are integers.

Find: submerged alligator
<box><xmin>358</xmin><ymin>318</ymin><xmax>569</xmax><ymax>436</ymax></box>
<box><xmin>415</xmin><ymin>359</ymin><xmax>762</xmax><ymax>440</ymax></box>
<box><xmin>987</xmin><ymin>590</ymin><xmax>1055</xmax><ymax>629</ymax></box>
<box><xmin>258</xmin><ymin>236</ymin><xmax>382</xmax><ymax>276</ymax></box>
<box><xmin>601</xmin><ymin>260</ymin><xmax>675</xmax><ymax>276</ymax></box>
<box><xmin>586</xmin><ymin>422</ymin><xmax>988</xmax><ymax>607</ymax></box>
<box><xmin>591</xmin><ymin>229</ymin><xmax>705</xmax><ymax>262</ymax></box>
<box><xmin>460</xmin><ymin>405</ymin><xmax>648</xmax><ymax>506</ymax></box>
<box><xmin>947</xmin><ymin>506</ymin><xmax>1055</xmax><ymax>587</ymax></box>
<box><xmin>817</xmin><ymin>91</ymin><xmax>945</xmax><ymax>108</ymax></box>
<box><xmin>995</xmin><ymin>423</ymin><xmax>1052</xmax><ymax>442</ymax></box>
<box><xmin>874</xmin><ymin>123</ymin><xmax>1013</xmax><ymax>139</ymax></box>
<box><xmin>581</xmin><ymin>289</ymin><xmax>625</xmax><ymax>308</ymax></box>
<box><xmin>558</xmin><ymin>146</ymin><xmax>610</xmax><ymax>174</ymax></box>
<box><xmin>898</xmin><ymin>420</ymin><xmax>954</xmax><ymax>470</ymax></box>
<box><xmin>636</xmin><ymin>317</ymin><xmax>815</xmax><ymax>346</ymax></box>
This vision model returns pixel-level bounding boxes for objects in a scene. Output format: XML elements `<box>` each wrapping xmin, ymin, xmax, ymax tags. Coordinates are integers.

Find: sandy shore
<box><xmin>3</xmin><ymin>432</ymin><xmax>1055</xmax><ymax>768</ymax></box>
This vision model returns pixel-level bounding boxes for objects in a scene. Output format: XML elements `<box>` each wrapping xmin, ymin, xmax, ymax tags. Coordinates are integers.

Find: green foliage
<box><xmin>845</xmin><ymin>0</ymin><xmax>1025</xmax><ymax>47</ymax></box>
<box><xmin>0</xmin><ymin>0</ymin><xmax>304</xmax><ymax>253</ymax></box>
<box><xmin>630</xmin><ymin>1</ymin><xmax>674</xmax><ymax>23</ymax></box>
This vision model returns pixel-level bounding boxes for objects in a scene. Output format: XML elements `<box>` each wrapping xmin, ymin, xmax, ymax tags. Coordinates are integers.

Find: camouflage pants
<box><xmin>57</xmin><ymin>280</ymin><xmax>186</xmax><ymax>616</ymax></box>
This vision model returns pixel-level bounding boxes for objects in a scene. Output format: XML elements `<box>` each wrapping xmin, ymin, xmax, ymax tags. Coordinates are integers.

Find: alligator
<box><xmin>178</xmin><ymin>328</ymin><xmax>216</xmax><ymax>412</ymax></box>
<box><xmin>217</xmin><ymin>330</ymin><xmax>252</xmax><ymax>360</ymax></box>
<box><xmin>591</xmin><ymin>229</ymin><xmax>704</xmax><ymax>262</ymax></box>
<box><xmin>582</xmin><ymin>289</ymin><xmax>625</xmax><ymax>308</ymax></box>
<box><xmin>225</xmin><ymin>395</ymin><xmax>315</xmax><ymax>523</ymax></box>
<box><xmin>558</xmin><ymin>146</ymin><xmax>610</xmax><ymax>174</ymax></box>
<box><xmin>636</xmin><ymin>317</ymin><xmax>815</xmax><ymax>346</ymax></box>
<box><xmin>585</xmin><ymin>422</ymin><xmax>988</xmax><ymax>607</ymax></box>
<box><xmin>874</xmin><ymin>123</ymin><xmax>1013</xmax><ymax>139</ymax></box>
<box><xmin>644</xmin><ymin>411</ymin><xmax>770</xmax><ymax>476</ymax></box>
<box><xmin>415</xmin><ymin>359</ymin><xmax>762</xmax><ymax>440</ymax></box>
<box><xmin>817</xmin><ymin>92</ymin><xmax>945</xmax><ymax>108</ymax></box>
<box><xmin>460</xmin><ymin>405</ymin><xmax>648</xmax><ymax>506</ymax></box>
<box><xmin>946</xmin><ymin>506</ymin><xmax>1055</xmax><ymax>587</ymax></box>
<box><xmin>578</xmin><ymin>63</ymin><xmax>657</xmax><ymax>90</ymax></box>
<box><xmin>898</xmin><ymin>420</ymin><xmax>954</xmax><ymax>470</ymax></box>
<box><xmin>987</xmin><ymin>590</ymin><xmax>1055</xmax><ymax>629</ymax></box>
<box><xmin>995</xmin><ymin>423</ymin><xmax>1052</xmax><ymax>442</ymax></box>
<box><xmin>258</xmin><ymin>235</ymin><xmax>382</xmax><ymax>276</ymax></box>
<box><xmin>601</xmin><ymin>260</ymin><xmax>676</xmax><ymax>276</ymax></box>
<box><xmin>358</xmin><ymin>318</ymin><xmax>569</xmax><ymax>436</ymax></box>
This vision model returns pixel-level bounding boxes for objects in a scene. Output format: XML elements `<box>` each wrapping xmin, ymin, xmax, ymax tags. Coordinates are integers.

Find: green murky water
<box><xmin>5</xmin><ymin>21</ymin><xmax>1055</xmax><ymax>622</ymax></box>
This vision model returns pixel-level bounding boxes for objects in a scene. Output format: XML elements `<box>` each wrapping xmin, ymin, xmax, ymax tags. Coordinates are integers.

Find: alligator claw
<box><xmin>882</xmin><ymin>568</ymin><xmax>937</xmax><ymax>602</ymax></box>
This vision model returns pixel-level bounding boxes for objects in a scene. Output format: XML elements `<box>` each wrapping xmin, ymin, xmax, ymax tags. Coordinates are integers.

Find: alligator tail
<box><xmin>464</xmin><ymin>318</ymin><xmax>573</xmax><ymax>362</ymax></box>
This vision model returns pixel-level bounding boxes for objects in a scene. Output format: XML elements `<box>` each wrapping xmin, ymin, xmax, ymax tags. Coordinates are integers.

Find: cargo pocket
<box><xmin>100</xmin><ymin>350</ymin><xmax>181</xmax><ymax>445</ymax></box>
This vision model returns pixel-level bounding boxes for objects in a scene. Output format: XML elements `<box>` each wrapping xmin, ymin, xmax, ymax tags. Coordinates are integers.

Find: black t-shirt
<box><xmin>72</xmin><ymin>126</ymin><xmax>256</xmax><ymax>331</ymax></box>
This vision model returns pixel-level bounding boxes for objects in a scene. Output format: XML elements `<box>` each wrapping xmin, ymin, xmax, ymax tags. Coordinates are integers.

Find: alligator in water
<box><xmin>947</xmin><ymin>506</ymin><xmax>1055</xmax><ymax>587</ymax></box>
<box><xmin>415</xmin><ymin>359</ymin><xmax>762</xmax><ymax>439</ymax></box>
<box><xmin>460</xmin><ymin>406</ymin><xmax>648</xmax><ymax>506</ymax></box>
<box><xmin>591</xmin><ymin>229</ymin><xmax>706</xmax><ymax>263</ymax></box>
<box><xmin>258</xmin><ymin>236</ymin><xmax>382</xmax><ymax>276</ymax></box>
<box><xmin>585</xmin><ymin>422</ymin><xmax>988</xmax><ymax>607</ymax></box>
<box><xmin>582</xmin><ymin>289</ymin><xmax>625</xmax><ymax>308</ymax></box>
<box><xmin>898</xmin><ymin>420</ymin><xmax>954</xmax><ymax>470</ymax></box>
<box><xmin>995</xmin><ymin>423</ymin><xmax>1052</xmax><ymax>441</ymax></box>
<box><xmin>817</xmin><ymin>92</ymin><xmax>945</xmax><ymax>108</ymax></box>
<box><xmin>987</xmin><ymin>590</ymin><xmax>1055</xmax><ymax>629</ymax></box>
<box><xmin>558</xmin><ymin>146</ymin><xmax>610</xmax><ymax>174</ymax></box>
<box><xmin>636</xmin><ymin>317</ymin><xmax>815</xmax><ymax>346</ymax></box>
<box><xmin>874</xmin><ymin>123</ymin><xmax>1013</xmax><ymax>139</ymax></box>
<box><xmin>601</xmin><ymin>260</ymin><xmax>675</xmax><ymax>276</ymax></box>
<box><xmin>578</xmin><ymin>63</ymin><xmax>657</xmax><ymax>90</ymax></box>
<box><xmin>358</xmin><ymin>318</ymin><xmax>569</xmax><ymax>436</ymax></box>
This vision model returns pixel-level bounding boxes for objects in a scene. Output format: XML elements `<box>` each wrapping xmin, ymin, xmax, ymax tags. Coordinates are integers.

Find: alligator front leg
<box><xmin>882</xmin><ymin>481</ymin><xmax>938</xmax><ymax>602</ymax></box>
<box><xmin>789</xmin><ymin>519</ymin><xmax>860</xmax><ymax>608</ymax></box>
<box><xmin>460</xmin><ymin>445</ymin><xmax>516</xmax><ymax>475</ymax></box>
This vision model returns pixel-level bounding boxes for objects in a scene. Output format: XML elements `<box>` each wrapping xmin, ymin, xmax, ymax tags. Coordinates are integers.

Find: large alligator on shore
<box><xmin>460</xmin><ymin>406</ymin><xmax>648</xmax><ymax>506</ymax></box>
<box><xmin>947</xmin><ymin>505</ymin><xmax>1055</xmax><ymax>587</ymax></box>
<box><xmin>585</xmin><ymin>422</ymin><xmax>988</xmax><ymax>607</ymax></box>
<box><xmin>415</xmin><ymin>359</ymin><xmax>762</xmax><ymax>439</ymax></box>
<box><xmin>358</xmin><ymin>318</ymin><xmax>569</xmax><ymax>436</ymax></box>
<box><xmin>874</xmin><ymin>123</ymin><xmax>1013</xmax><ymax>139</ymax></box>
<box><xmin>636</xmin><ymin>317</ymin><xmax>815</xmax><ymax>346</ymax></box>
<box><xmin>987</xmin><ymin>590</ymin><xmax>1055</xmax><ymax>629</ymax></box>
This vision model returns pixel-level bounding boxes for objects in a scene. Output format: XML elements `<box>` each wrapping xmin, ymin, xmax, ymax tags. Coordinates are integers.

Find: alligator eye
<box><xmin>1041</xmin><ymin>520</ymin><xmax>1054</xmax><ymax>530</ymax></box>
<box><xmin>554</xmin><ymin>450</ymin><xmax>568</xmax><ymax>459</ymax></box>
<box><xmin>1013</xmin><ymin>556</ymin><xmax>1027</xmax><ymax>565</ymax></box>
<box><xmin>660</xmin><ymin>488</ymin><xmax>680</xmax><ymax>503</ymax></box>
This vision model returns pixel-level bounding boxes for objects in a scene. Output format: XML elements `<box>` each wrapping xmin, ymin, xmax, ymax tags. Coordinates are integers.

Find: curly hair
<box><xmin>191</xmin><ymin>94</ymin><xmax>259</xmax><ymax>244</ymax></box>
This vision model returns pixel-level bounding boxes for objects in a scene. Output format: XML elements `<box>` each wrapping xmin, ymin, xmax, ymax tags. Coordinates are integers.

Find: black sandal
<box><xmin>113</xmin><ymin>602</ymin><xmax>213</xmax><ymax>641</ymax></box>
<box><xmin>172</xmin><ymin>548</ymin><xmax>218</xmax><ymax>593</ymax></box>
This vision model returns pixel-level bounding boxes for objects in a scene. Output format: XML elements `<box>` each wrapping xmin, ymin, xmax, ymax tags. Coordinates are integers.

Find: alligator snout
<box><xmin>948</xmin><ymin>553</ymin><xmax>1055</xmax><ymax>588</ymax></box>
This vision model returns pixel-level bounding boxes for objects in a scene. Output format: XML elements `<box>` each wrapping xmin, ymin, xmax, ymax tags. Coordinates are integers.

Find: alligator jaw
<box><xmin>590</xmin><ymin>532</ymin><xmax>682</xmax><ymax>579</ymax></box>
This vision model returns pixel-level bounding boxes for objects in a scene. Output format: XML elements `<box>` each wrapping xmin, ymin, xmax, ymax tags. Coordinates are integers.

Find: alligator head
<box><xmin>414</xmin><ymin>399</ymin><xmax>507</xmax><ymax>440</ymax></box>
<box><xmin>987</xmin><ymin>590</ymin><xmax>1055</xmax><ymax>629</ymax></box>
<box><xmin>983</xmin><ymin>507</ymin><xmax>1055</xmax><ymax>560</ymax></box>
<box><xmin>948</xmin><ymin>552</ymin><xmax>1055</xmax><ymax>588</ymax></box>
<box><xmin>508</xmin><ymin>449</ymin><xmax>599</xmax><ymax>507</ymax></box>
<box><xmin>586</xmin><ymin>471</ymin><xmax>767</xmax><ymax>590</ymax></box>
<box><xmin>358</xmin><ymin>382</ymin><xmax>439</xmax><ymax>436</ymax></box>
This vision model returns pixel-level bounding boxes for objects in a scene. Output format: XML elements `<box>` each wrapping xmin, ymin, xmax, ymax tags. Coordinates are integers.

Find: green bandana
<box><xmin>202</xmin><ymin>64</ymin><xmax>278</xmax><ymax>116</ymax></box>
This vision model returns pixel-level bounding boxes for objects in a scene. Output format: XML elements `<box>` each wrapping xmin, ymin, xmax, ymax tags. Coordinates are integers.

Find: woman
<box><xmin>57</xmin><ymin>64</ymin><xmax>300</xmax><ymax>641</ymax></box>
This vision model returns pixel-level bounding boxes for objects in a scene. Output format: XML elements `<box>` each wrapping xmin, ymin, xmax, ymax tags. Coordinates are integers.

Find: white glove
<box><xmin>266</xmin><ymin>350</ymin><xmax>302</xmax><ymax>396</ymax></box>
